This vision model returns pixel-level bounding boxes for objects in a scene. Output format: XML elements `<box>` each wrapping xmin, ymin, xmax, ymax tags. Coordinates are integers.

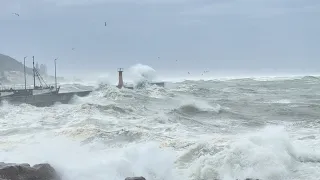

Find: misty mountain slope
<box><xmin>0</xmin><ymin>54</ymin><xmax>33</xmax><ymax>74</ymax></box>
<box><xmin>0</xmin><ymin>53</ymin><xmax>66</xmax><ymax>85</ymax></box>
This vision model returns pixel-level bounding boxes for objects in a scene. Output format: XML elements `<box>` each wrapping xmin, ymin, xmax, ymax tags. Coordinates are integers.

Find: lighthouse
<box><xmin>117</xmin><ymin>68</ymin><xmax>124</xmax><ymax>89</ymax></box>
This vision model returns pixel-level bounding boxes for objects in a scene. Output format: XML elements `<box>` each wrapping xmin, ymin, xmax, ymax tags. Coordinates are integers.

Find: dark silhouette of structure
<box><xmin>115</xmin><ymin>68</ymin><xmax>164</xmax><ymax>90</ymax></box>
<box><xmin>0</xmin><ymin>56</ymin><xmax>92</xmax><ymax>107</ymax></box>
<box><xmin>117</xmin><ymin>68</ymin><xmax>124</xmax><ymax>89</ymax></box>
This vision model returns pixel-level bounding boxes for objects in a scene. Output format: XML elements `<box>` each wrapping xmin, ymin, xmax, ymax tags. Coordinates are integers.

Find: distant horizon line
<box><xmin>55</xmin><ymin>71</ymin><xmax>320</xmax><ymax>84</ymax></box>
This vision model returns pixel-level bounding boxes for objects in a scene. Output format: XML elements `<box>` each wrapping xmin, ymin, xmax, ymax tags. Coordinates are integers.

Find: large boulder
<box><xmin>0</xmin><ymin>162</ymin><xmax>61</xmax><ymax>180</ymax></box>
<box><xmin>0</xmin><ymin>162</ymin><xmax>259</xmax><ymax>180</ymax></box>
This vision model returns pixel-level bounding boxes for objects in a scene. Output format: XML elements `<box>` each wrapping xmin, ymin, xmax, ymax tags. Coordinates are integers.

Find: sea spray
<box><xmin>128</xmin><ymin>64</ymin><xmax>158</xmax><ymax>87</ymax></box>
<box><xmin>1</xmin><ymin>75</ymin><xmax>320</xmax><ymax>180</ymax></box>
<box><xmin>0</xmin><ymin>134</ymin><xmax>180</xmax><ymax>180</ymax></box>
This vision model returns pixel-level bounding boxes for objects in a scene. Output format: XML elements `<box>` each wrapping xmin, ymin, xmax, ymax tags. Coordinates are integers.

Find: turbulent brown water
<box><xmin>1</xmin><ymin>76</ymin><xmax>320</xmax><ymax>180</ymax></box>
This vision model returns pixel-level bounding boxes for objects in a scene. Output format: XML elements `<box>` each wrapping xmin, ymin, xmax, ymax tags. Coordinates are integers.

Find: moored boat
<box><xmin>0</xmin><ymin>57</ymin><xmax>92</xmax><ymax>107</ymax></box>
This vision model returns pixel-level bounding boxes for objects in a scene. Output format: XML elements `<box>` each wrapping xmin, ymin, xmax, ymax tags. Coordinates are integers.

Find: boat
<box><xmin>0</xmin><ymin>56</ymin><xmax>92</xmax><ymax>107</ymax></box>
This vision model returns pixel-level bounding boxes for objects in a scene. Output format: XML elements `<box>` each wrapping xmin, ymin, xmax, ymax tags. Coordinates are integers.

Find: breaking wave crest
<box><xmin>1</xmin><ymin>75</ymin><xmax>320</xmax><ymax>180</ymax></box>
<box><xmin>128</xmin><ymin>64</ymin><xmax>158</xmax><ymax>86</ymax></box>
<box><xmin>174</xmin><ymin>100</ymin><xmax>221</xmax><ymax>115</ymax></box>
<box><xmin>179</xmin><ymin>126</ymin><xmax>320</xmax><ymax>180</ymax></box>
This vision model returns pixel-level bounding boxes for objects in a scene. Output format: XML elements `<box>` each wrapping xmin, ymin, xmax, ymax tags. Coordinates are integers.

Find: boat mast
<box><xmin>24</xmin><ymin>56</ymin><xmax>27</xmax><ymax>90</ymax></box>
<box><xmin>33</xmin><ymin>56</ymin><xmax>35</xmax><ymax>89</ymax></box>
<box><xmin>54</xmin><ymin>58</ymin><xmax>57</xmax><ymax>91</ymax></box>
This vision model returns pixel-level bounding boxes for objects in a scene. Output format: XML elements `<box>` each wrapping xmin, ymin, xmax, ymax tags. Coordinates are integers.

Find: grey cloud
<box><xmin>0</xmin><ymin>0</ymin><xmax>320</xmax><ymax>75</ymax></box>
<box><xmin>42</xmin><ymin>0</ymin><xmax>197</xmax><ymax>6</ymax></box>
<box><xmin>181</xmin><ymin>0</ymin><xmax>320</xmax><ymax>18</ymax></box>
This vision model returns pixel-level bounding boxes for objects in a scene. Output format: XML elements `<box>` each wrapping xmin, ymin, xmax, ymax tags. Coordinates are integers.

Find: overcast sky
<box><xmin>1</xmin><ymin>0</ymin><xmax>320</xmax><ymax>77</ymax></box>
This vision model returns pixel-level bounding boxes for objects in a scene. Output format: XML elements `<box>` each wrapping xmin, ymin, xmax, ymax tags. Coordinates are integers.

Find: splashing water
<box><xmin>0</xmin><ymin>134</ymin><xmax>181</xmax><ymax>180</ymax></box>
<box><xmin>128</xmin><ymin>64</ymin><xmax>158</xmax><ymax>84</ymax></box>
<box><xmin>1</xmin><ymin>75</ymin><xmax>320</xmax><ymax>180</ymax></box>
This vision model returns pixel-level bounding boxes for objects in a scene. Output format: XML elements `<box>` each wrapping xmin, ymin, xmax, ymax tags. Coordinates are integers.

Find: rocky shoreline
<box><xmin>0</xmin><ymin>162</ymin><xmax>147</xmax><ymax>180</ymax></box>
<box><xmin>0</xmin><ymin>163</ymin><xmax>60</xmax><ymax>180</ymax></box>
<box><xmin>0</xmin><ymin>162</ymin><xmax>259</xmax><ymax>180</ymax></box>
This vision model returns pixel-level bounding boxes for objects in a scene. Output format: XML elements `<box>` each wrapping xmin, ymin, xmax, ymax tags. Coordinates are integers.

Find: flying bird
<box><xmin>12</xmin><ymin>13</ymin><xmax>19</xmax><ymax>16</ymax></box>
<box><xmin>105</xmin><ymin>22</ymin><xmax>107</xmax><ymax>26</ymax></box>
<box><xmin>72</xmin><ymin>48</ymin><xmax>75</xmax><ymax>50</ymax></box>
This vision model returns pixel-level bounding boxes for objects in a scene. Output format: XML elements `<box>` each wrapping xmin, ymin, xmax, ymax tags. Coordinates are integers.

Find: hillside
<box><xmin>0</xmin><ymin>54</ymin><xmax>33</xmax><ymax>74</ymax></box>
<box><xmin>0</xmin><ymin>53</ymin><xmax>66</xmax><ymax>85</ymax></box>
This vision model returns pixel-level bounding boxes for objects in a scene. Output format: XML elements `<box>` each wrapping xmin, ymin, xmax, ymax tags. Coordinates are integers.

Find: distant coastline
<box><xmin>0</xmin><ymin>53</ymin><xmax>64</xmax><ymax>85</ymax></box>
<box><xmin>0</xmin><ymin>54</ymin><xmax>33</xmax><ymax>74</ymax></box>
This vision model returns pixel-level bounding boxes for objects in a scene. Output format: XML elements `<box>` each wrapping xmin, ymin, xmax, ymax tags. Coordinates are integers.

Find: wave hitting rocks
<box><xmin>0</xmin><ymin>162</ymin><xmax>261</xmax><ymax>180</ymax></box>
<box><xmin>0</xmin><ymin>162</ymin><xmax>149</xmax><ymax>180</ymax></box>
<box><xmin>0</xmin><ymin>162</ymin><xmax>60</xmax><ymax>180</ymax></box>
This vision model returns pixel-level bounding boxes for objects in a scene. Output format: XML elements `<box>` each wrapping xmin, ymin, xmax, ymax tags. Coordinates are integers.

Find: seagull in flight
<box><xmin>12</xmin><ymin>13</ymin><xmax>19</xmax><ymax>16</ymax></box>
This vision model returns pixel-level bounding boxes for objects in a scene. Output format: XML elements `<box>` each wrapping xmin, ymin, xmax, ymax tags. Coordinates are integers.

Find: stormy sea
<box><xmin>1</xmin><ymin>65</ymin><xmax>320</xmax><ymax>180</ymax></box>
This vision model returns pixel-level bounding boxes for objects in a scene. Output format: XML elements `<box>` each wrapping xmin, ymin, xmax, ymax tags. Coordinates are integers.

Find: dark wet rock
<box><xmin>125</xmin><ymin>177</ymin><xmax>146</xmax><ymax>180</ymax></box>
<box><xmin>0</xmin><ymin>162</ymin><xmax>61</xmax><ymax>180</ymax></box>
<box><xmin>0</xmin><ymin>162</ymin><xmax>259</xmax><ymax>180</ymax></box>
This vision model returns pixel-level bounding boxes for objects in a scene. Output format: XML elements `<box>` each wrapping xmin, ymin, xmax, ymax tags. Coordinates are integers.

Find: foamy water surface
<box><xmin>1</xmin><ymin>74</ymin><xmax>320</xmax><ymax>180</ymax></box>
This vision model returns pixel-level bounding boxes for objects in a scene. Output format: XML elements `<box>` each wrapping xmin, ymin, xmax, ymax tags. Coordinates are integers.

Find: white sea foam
<box><xmin>184</xmin><ymin>126</ymin><xmax>320</xmax><ymax>180</ymax></box>
<box><xmin>0</xmin><ymin>134</ymin><xmax>181</xmax><ymax>180</ymax></box>
<box><xmin>1</xmin><ymin>74</ymin><xmax>320</xmax><ymax>180</ymax></box>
